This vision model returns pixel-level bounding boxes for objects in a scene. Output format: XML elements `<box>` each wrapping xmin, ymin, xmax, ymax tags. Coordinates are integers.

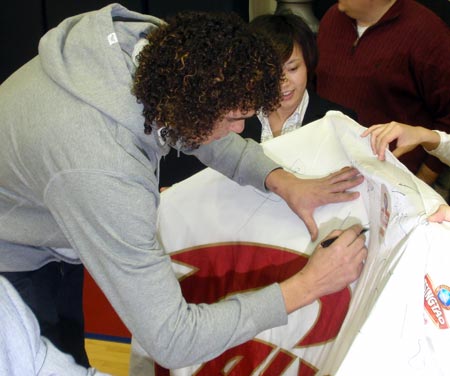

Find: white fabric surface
<box><xmin>147</xmin><ymin>111</ymin><xmax>449</xmax><ymax>375</ymax></box>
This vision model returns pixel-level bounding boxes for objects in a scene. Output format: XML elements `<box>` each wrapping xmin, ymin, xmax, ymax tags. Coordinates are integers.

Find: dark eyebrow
<box><xmin>225</xmin><ymin>114</ymin><xmax>254</xmax><ymax>121</ymax></box>
<box><xmin>226</xmin><ymin>117</ymin><xmax>248</xmax><ymax>121</ymax></box>
<box><xmin>284</xmin><ymin>58</ymin><xmax>302</xmax><ymax>67</ymax></box>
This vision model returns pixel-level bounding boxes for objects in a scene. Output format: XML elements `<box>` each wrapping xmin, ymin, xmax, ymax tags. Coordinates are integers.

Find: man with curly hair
<box><xmin>0</xmin><ymin>4</ymin><xmax>367</xmax><ymax>372</ymax></box>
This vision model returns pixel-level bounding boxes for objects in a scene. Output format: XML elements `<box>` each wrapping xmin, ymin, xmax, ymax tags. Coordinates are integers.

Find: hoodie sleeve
<box><xmin>186</xmin><ymin>132</ymin><xmax>281</xmax><ymax>192</ymax></box>
<box><xmin>0</xmin><ymin>277</ymin><xmax>109</xmax><ymax>376</ymax></box>
<box><xmin>44</xmin><ymin>170</ymin><xmax>287</xmax><ymax>368</ymax></box>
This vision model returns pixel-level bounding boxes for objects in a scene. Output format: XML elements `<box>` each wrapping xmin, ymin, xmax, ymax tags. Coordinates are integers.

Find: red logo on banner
<box><xmin>424</xmin><ymin>274</ymin><xmax>449</xmax><ymax>330</ymax></box>
<box><xmin>155</xmin><ymin>243</ymin><xmax>351</xmax><ymax>375</ymax></box>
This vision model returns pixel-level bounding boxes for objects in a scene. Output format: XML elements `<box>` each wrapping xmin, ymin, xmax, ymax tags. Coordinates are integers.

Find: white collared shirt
<box><xmin>257</xmin><ymin>90</ymin><xmax>309</xmax><ymax>143</ymax></box>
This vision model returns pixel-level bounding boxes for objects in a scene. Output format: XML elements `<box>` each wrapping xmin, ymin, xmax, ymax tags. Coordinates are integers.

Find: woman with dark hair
<box><xmin>241</xmin><ymin>12</ymin><xmax>356</xmax><ymax>143</ymax></box>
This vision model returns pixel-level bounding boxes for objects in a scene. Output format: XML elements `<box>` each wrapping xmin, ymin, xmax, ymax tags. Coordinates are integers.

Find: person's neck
<box><xmin>357</xmin><ymin>0</ymin><xmax>397</xmax><ymax>27</ymax></box>
<box><xmin>269</xmin><ymin>106</ymin><xmax>296</xmax><ymax>129</ymax></box>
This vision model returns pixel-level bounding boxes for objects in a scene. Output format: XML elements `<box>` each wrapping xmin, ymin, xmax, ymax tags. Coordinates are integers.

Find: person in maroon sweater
<box><xmin>316</xmin><ymin>0</ymin><xmax>450</xmax><ymax>186</ymax></box>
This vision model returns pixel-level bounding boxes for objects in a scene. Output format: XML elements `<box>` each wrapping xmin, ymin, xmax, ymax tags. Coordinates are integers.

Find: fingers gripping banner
<box><xmin>151</xmin><ymin>112</ymin><xmax>449</xmax><ymax>375</ymax></box>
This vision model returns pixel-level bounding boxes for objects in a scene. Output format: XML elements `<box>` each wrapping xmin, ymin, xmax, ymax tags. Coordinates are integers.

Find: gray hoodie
<box><xmin>0</xmin><ymin>3</ymin><xmax>287</xmax><ymax>368</ymax></box>
<box><xmin>0</xmin><ymin>276</ymin><xmax>111</xmax><ymax>375</ymax></box>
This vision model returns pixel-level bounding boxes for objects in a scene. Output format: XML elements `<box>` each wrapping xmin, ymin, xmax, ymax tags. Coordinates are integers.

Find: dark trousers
<box><xmin>1</xmin><ymin>261</ymin><xmax>90</xmax><ymax>367</ymax></box>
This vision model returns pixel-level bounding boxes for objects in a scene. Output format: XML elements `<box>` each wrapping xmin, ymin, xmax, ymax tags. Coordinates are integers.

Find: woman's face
<box><xmin>279</xmin><ymin>43</ymin><xmax>308</xmax><ymax>115</ymax></box>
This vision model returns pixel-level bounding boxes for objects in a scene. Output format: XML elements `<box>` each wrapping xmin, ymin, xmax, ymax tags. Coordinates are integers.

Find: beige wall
<box><xmin>249</xmin><ymin>0</ymin><xmax>277</xmax><ymax>20</ymax></box>
<box><xmin>249</xmin><ymin>0</ymin><xmax>319</xmax><ymax>33</ymax></box>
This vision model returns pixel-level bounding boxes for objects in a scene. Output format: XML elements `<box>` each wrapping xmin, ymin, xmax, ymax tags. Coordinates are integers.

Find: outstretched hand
<box><xmin>265</xmin><ymin>167</ymin><xmax>364</xmax><ymax>240</ymax></box>
<box><xmin>361</xmin><ymin>121</ymin><xmax>440</xmax><ymax>161</ymax></box>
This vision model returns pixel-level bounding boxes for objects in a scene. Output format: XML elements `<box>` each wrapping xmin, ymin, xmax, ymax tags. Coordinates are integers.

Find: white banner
<box><xmin>153</xmin><ymin>112</ymin><xmax>449</xmax><ymax>375</ymax></box>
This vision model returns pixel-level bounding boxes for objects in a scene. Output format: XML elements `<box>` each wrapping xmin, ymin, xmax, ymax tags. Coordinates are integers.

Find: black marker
<box><xmin>320</xmin><ymin>228</ymin><xmax>369</xmax><ymax>248</ymax></box>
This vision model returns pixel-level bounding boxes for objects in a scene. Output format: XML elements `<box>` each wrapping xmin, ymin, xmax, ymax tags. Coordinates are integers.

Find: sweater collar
<box><xmin>373</xmin><ymin>0</ymin><xmax>403</xmax><ymax>27</ymax></box>
<box><xmin>348</xmin><ymin>0</ymin><xmax>403</xmax><ymax>30</ymax></box>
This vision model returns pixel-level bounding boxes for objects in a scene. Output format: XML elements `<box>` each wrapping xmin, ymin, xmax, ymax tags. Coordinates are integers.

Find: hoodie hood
<box><xmin>38</xmin><ymin>3</ymin><xmax>164</xmax><ymax>135</ymax></box>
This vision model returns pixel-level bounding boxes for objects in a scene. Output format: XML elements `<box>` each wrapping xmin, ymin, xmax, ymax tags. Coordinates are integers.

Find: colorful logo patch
<box><xmin>437</xmin><ymin>285</ymin><xmax>450</xmax><ymax>310</ymax></box>
<box><xmin>424</xmin><ymin>274</ymin><xmax>449</xmax><ymax>329</ymax></box>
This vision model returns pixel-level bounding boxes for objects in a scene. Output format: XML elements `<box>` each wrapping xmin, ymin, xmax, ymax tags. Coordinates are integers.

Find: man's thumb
<box><xmin>302</xmin><ymin>213</ymin><xmax>318</xmax><ymax>241</ymax></box>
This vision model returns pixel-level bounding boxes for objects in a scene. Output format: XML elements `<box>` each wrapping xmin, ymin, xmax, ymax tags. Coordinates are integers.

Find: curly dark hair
<box><xmin>133</xmin><ymin>11</ymin><xmax>282</xmax><ymax>148</ymax></box>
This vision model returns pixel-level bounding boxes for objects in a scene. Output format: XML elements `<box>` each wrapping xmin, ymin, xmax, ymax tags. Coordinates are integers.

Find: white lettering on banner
<box><xmin>154</xmin><ymin>245</ymin><xmax>349</xmax><ymax>375</ymax></box>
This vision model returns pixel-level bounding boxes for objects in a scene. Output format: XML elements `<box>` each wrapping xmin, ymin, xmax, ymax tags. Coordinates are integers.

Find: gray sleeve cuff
<box><xmin>187</xmin><ymin>133</ymin><xmax>281</xmax><ymax>192</ymax></box>
<box><xmin>232</xmin><ymin>283</ymin><xmax>288</xmax><ymax>334</ymax></box>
